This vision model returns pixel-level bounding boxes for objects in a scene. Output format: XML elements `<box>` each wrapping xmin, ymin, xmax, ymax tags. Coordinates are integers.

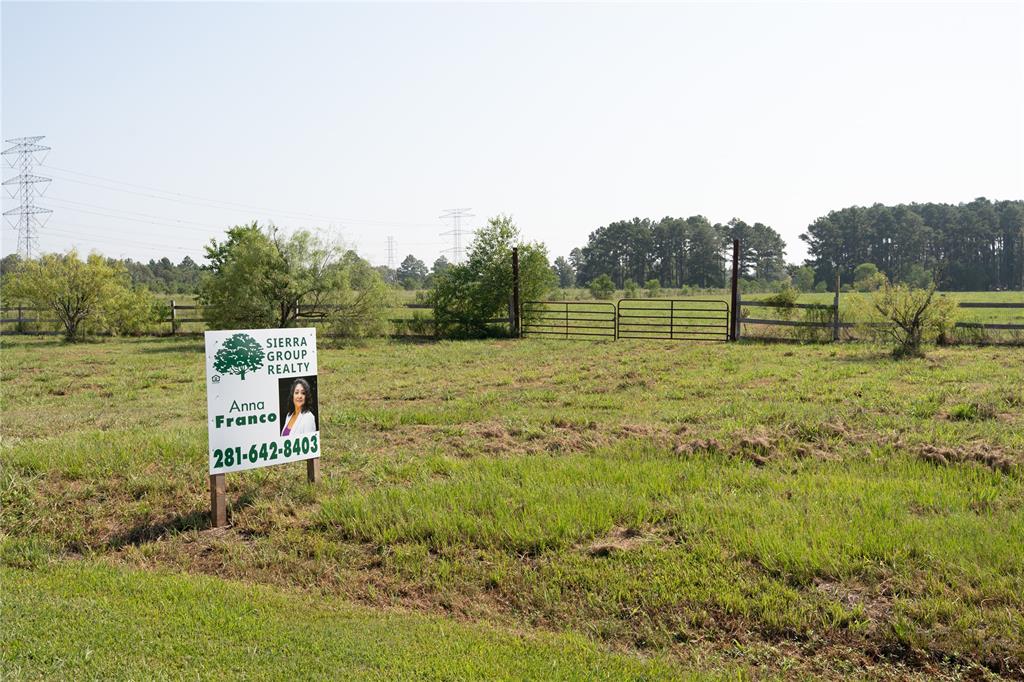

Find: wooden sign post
<box><xmin>204</xmin><ymin>328</ymin><xmax>321</xmax><ymax>528</ymax></box>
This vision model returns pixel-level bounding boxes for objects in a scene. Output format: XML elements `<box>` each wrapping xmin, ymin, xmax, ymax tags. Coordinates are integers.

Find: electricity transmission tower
<box><xmin>439</xmin><ymin>208</ymin><xmax>473</xmax><ymax>263</ymax></box>
<box><xmin>2</xmin><ymin>136</ymin><xmax>52</xmax><ymax>259</ymax></box>
<box><xmin>386</xmin><ymin>235</ymin><xmax>395</xmax><ymax>270</ymax></box>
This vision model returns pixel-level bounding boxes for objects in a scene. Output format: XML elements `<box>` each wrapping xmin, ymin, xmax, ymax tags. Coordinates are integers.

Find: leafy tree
<box><xmin>552</xmin><ymin>256</ymin><xmax>575</xmax><ymax>288</ymax></box>
<box><xmin>853</xmin><ymin>263</ymin><xmax>887</xmax><ymax>292</ymax></box>
<box><xmin>2</xmin><ymin>250</ymin><xmax>156</xmax><ymax>341</ymax></box>
<box><xmin>431</xmin><ymin>256</ymin><xmax>451</xmax><ymax>277</ymax></box>
<box><xmin>0</xmin><ymin>253</ymin><xmax>21</xmax><ymax>279</ymax></box>
<box><xmin>623</xmin><ymin>279</ymin><xmax>639</xmax><ymax>298</ymax></box>
<box><xmin>589</xmin><ymin>274</ymin><xmax>615</xmax><ymax>300</ymax></box>
<box><xmin>213</xmin><ymin>333</ymin><xmax>265</xmax><ymax>380</ymax></box>
<box><xmin>374</xmin><ymin>265</ymin><xmax>397</xmax><ymax>286</ymax></box>
<box><xmin>330</xmin><ymin>251</ymin><xmax>394</xmax><ymax>338</ymax></box>
<box><xmin>814</xmin><ymin>280</ymin><xmax>829</xmax><ymax>293</ymax></box>
<box><xmin>431</xmin><ymin>215</ymin><xmax>555</xmax><ymax>338</ymax></box>
<box><xmin>199</xmin><ymin>222</ymin><xmax>390</xmax><ymax>334</ymax></box>
<box><xmin>645</xmin><ymin>278</ymin><xmax>661</xmax><ymax>298</ymax></box>
<box><xmin>792</xmin><ymin>266</ymin><xmax>815</xmax><ymax>292</ymax></box>
<box><xmin>200</xmin><ymin>223</ymin><xmax>339</xmax><ymax>329</ymax></box>
<box><xmin>903</xmin><ymin>264</ymin><xmax>934</xmax><ymax>289</ymax></box>
<box><xmin>722</xmin><ymin>219</ymin><xmax>787</xmax><ymax>281</ymax></box>
<box><xmin>396</xmin><ymin>254</ymin><xmax>428</xmax><ymax>290</ymax></box>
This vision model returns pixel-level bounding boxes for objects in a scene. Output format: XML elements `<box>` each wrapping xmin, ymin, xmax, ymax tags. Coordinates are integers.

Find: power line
<box><xmin>3</xmin><ymin>136</ymin><xmax>52</xmax><ymax>258</ymax></box>
<box><xmin>42</xmin><ymin>195</ymin><xmax>218</xmax><ymax>232</ymax></box>
<box><xmin>39</xmin><ymin>163</ymin><xmax>441</xmax><ymax>229</ymax></box>
<box><xmin>439</xmin><ymin>208</ymin><xmax>473</xmax><ymax>264</ymax></box>
<box><xmin>38</xmin><ymin>223</ymin><xmax>200</xmax><ymax>254</ymax></box>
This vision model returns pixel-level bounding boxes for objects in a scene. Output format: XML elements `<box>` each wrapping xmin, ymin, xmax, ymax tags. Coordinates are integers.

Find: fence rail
<box><xmin>617</xmin><ymin>299</ymin><xmax>730</xmax><ymax>341</ymax></box>
<box><xmin>522</xmin><ymin>301</ymin><xmax>616</xmax><ymax>339</ymax></box>
<box><xmin>3</xmin><ymin>298</ymin><xmax>1022</xmax><ymax>343</ymax></box>
<box><xmin>738</xmin><ymin>297</ymin><xmax>1024</xmax><ymax>342</ymax></box>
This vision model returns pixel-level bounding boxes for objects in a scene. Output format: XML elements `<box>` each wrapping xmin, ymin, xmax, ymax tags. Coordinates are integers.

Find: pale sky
<box><xmin>2</xmin><ymin>1</ymin><xmax>1022</xmax><ymax>267</ymax></box>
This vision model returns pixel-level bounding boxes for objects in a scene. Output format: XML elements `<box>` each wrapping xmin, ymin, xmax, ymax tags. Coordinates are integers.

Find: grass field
<box><xmin>2</xmin><ymin>335</ymin><xmax>1023</xmax><ymax>679</ymax></box>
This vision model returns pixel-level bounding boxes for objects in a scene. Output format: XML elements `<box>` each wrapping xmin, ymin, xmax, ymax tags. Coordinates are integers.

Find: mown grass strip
<box><xmin>0</xmin><ymin>561</ymin><xmax>700</xmax><ymax>681</ymax></box>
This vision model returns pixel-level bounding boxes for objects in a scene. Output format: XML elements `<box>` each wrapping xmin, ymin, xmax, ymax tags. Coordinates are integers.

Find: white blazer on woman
<box><xmin>282</xmin><ymin>410</ymin><xmax>317</xmax><ymax>436</ymax></box>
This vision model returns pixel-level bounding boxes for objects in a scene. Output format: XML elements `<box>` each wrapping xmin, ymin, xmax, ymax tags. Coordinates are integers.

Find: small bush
<box><xmin>763</xmin><ymin>284</ymin><xmax>799</xmax><ymax>321</ymax></box>
<box><xmin>853</xmin><ymin>283</ymin><xmax>956</xmax><ymax>358</ymax></box>
<box><xmin>589</xmin><ymin>275</ymin><xmax>615</xmax><ymax>300</ymax></box>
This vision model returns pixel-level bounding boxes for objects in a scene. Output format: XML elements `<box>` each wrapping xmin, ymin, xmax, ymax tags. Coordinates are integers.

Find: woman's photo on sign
<box><xmin>278</xmin><ymin>376</ymin><xmax>318</xmax><ymax>436</ymax></box>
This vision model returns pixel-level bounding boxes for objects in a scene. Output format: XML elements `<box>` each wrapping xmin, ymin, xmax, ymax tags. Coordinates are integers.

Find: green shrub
<box><xmin>589</xmin><ymin>275</ymin><xmax>615</xmax><ymax>300</ymax></box>
<box><xmin>1</xmin><ymin>250</ymin><xmax>156</xmax><ymax>341</ymax></box>
<box><xmin>432</xmin><ymin>215</ymin><xmax>555</xmax><ymax>338</ymax></box>
<box><xmin>852</xmin><ymin>283</ymin><xmax>956</xmax><ymax>358</ymax></box>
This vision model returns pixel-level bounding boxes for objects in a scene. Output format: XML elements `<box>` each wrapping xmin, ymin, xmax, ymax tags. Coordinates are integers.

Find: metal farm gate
<box><xmin>521</xmin><ymin>301</ymin><xmax>617</xmax><ymax>339</ymax></box>
<box><xmin>617</xmin><ymin>299</ymin><xmax>730</xmax><ymax>341</ymax></box>
<box><xmin>520</xmin><ymin>299</ymin><xmax>729</xmax><ymax>342</ymax></box>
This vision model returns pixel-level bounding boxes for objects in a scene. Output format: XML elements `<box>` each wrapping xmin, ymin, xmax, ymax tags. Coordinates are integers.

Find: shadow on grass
<box><xmin>107</xmin><ymin>509</ymin><xmax>211</xmax><ymax>548</ymax></box>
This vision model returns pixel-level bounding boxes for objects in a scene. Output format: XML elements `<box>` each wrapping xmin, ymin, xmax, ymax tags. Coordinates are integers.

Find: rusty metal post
<box><xmin>209</xmin><ymin>474</ymin><xmax>226</xmax><ymax>528</ymax></box>
<box><xmin>729</xmin><ymin>239</ymin><xmax>740</xmax><ymax>341</ymax></box>
<box><xmin>512</xmin><ymin>247</ymin><xmax>521</xmax><ymax>338</ymax></box>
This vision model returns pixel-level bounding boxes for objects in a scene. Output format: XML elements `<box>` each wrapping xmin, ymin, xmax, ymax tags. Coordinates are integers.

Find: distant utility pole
<box><xmin>386</xmin><ymin>235</ymin><xmax>395</xmax><ymax>270</ymax></box>
<box><xmin>439</xmin><ymin>208</ymin><xmax>473</xmax><ymax>264</ymax></box>
<box><xmin>2</xmin><ymin>136</ymin><xmax>52</xmax><ymax>259</ymax></box>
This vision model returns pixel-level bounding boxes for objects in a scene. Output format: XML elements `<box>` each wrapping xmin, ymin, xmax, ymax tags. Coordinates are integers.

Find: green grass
<box><xmin>2</xmin><ymin>335</ymin><xmax>1023</xmax><ymax>679</ymax></box>
<box><xmin>0</xmin><ymin>561</ymin><xmax>688</xmax><ymax>680</ymax></box>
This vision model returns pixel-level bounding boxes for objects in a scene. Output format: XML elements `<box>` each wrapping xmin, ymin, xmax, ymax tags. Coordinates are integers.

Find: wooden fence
<box><xmin>738</xmin><ymin>297</ymin><xmax>1024</xmax><ymax>343</ymax></box>
<box><xmin>0</xmin><ymin>300</ymin><xmax>508</xmax><ymax>339</ymax></box>
<box><xmin>3</xmin><ymin>298</ymin><xmax>1022</xmax><ymax>343</ymax></box>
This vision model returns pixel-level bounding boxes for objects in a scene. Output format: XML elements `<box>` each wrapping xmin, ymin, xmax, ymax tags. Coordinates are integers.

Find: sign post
<box><xmin>204</xmin><ymin>327</ymin><xmax>321</xmax><ymax>527</ymax></box>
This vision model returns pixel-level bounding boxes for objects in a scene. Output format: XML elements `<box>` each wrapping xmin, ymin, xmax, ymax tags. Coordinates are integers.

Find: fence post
<box><xmin>17</xmin><ymin>304</ymin><xmax>23</xmax><ymax>333</ymax></box>
<box><xmin>512</xmin><ymin>247</ymin><xmax>521</xmax><ymax>338</ymax></box>
<box><xmin>170</xmin><ymin>299</ymin><xmax>177</xmax><ymax>335</ymax></box>
<box><xmin>735</xmin><ymin>296</ymin><xmax>742</xmax><ymax>341</ymax></box>
<box><xmin>729</xmin><ymin>239</ymin><xmax>740</xmax><ymax>341</ymax></box>
<box><xmin>832</xmin><ymin>272</ymin><xmax>841</xmax><ymax>342</ymax></box>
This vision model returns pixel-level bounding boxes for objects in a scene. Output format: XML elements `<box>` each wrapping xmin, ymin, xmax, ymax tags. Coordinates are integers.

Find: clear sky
<box><xmin>2</xmin><ymin>1</ymin><xmax>1022</xmax><ymax>267</ymax></box>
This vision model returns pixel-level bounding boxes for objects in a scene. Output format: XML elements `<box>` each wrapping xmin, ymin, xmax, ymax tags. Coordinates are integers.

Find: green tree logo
<box><xmin>213</xmin><ymin>333</ymin><xmax>265</xmax><ymax>380</ymax></box>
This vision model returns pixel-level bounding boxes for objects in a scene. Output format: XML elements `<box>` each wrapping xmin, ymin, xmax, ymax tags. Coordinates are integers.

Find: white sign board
<box><xmin>205</xmin><ymin>328</ymin><xmax>319</xmax><ymax>474</ymax></box>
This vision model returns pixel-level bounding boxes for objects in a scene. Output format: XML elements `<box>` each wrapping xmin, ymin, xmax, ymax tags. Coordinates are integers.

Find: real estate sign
<box><xmin>205</xmin><ymin>328</ymin><xmax>320</xmax><ymax>475</ymax></box>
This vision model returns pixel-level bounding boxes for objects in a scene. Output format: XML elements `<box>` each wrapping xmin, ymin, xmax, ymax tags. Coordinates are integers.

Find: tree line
<box><xmin>566</xmin><ymin>216</ymin><xmax>787</xmax><ymax>290</ymax></box>
<box><xmin>1</xmin><ymin>254</ymin><xmax>203</xmax><ymax>294</ymax></box>
<box><xmin>801</xmin><ymin>198</ymin><xmax>1024</xmax><ymax>291</ymax></box>
<box><xmin>556</xmin><ymin>198</ymin><xmax>1024</xmax><ymax>293</ymax></box>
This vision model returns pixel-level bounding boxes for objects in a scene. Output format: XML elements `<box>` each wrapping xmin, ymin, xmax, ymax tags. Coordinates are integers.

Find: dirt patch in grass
<box><xmin>917</xmin><ymin>443</ymin><xmax>1018</xmax><ymax>474</ymax></box>
<box><xmin>381</xmin><ymin>419</ymin><xmax>687</xmax><ymax>459</ymax></box>
<box><xmin>585</xmin><ymin>526</ymin><xmax>653</xmax><ymax>557</ymax></box>
<box><xmin>814</xmin><ymin>578</ymin><xmax>895</xmax><ymax>625</ymax></box>
<box><xmin>674</xmin><ymin>430</ymin><xmax>841</xmax><ymax>466</ymax></box>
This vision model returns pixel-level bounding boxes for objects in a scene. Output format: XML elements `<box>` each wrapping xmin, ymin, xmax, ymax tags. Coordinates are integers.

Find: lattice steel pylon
<box><xmin>439</xmin><ymin>208</ymin><xmax>473</xmax><ymax>264</ymax></box>
<box><xmin>3</xmin><ymin>136</ymin><xmax>52</xmax><ymax>259</ymax></box>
